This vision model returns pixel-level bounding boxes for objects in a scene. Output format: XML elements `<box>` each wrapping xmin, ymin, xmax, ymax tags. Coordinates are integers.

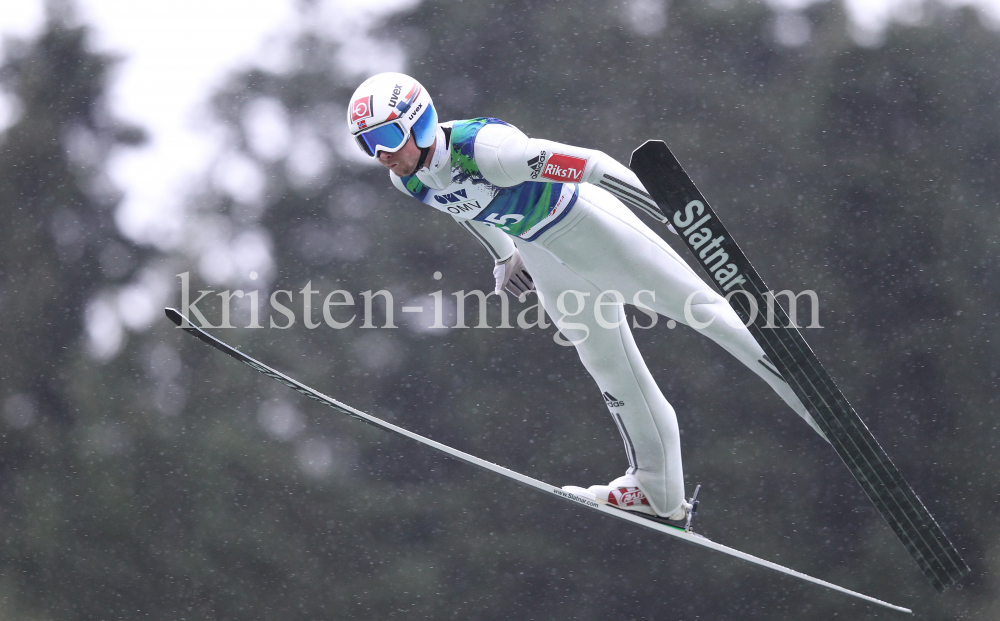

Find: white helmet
<box><xmin>347</xmin><ymin>72</ymin><xmax>438</xmax><ymax>158</ymax></box>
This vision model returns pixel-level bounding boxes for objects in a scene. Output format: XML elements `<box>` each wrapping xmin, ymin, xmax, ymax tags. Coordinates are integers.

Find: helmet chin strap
<box><xmin>414</xmin><ymin>126</ymin><xmax>446</xmax><ymax>172</ymax></box>
<box><xmin>415</xmin><ymin>144</ymin><xmax>431</xmax><ymax>171</ymax></box>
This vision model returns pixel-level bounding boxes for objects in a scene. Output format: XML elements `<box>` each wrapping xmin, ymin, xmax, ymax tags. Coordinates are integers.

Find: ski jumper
<box><xmin>390</xmin><ymin>118</ymin><xmax>825</xmax><ymax>517</ymax></box>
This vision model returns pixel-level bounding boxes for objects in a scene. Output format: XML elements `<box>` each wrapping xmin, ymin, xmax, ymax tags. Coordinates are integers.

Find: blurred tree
<box><xmin>0</xmin><ymin>9</ymin><xmax>146</xmax><ymax>423</ymax></box>
<box><xmin>0</xmin><ymin>4</ymin><xmax>156</xmax><ymax>618</ymax></box>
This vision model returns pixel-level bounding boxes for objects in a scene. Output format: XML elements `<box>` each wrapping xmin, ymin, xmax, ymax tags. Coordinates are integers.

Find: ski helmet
<box><xmin>347</xmin><ymin>73</ymin><xmax>438</xmax><ymax>158</ymax></box>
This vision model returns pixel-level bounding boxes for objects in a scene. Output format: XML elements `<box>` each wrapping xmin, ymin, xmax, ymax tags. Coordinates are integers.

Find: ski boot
<box><xmin>563</xmin><ymin>474</ymin><xmax>698</xmax><ymax>530</ymax></box>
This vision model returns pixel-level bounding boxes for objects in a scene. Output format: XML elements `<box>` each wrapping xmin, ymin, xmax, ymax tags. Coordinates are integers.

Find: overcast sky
<box><xmin>1</xmin><ymin>0</ymin><xmax>998</xmax><ymax>250</ymax></box>
<box><xmin>0</xmin><ymin>0</ymin><xmax>414</xmax><ymax>248</ymax></box>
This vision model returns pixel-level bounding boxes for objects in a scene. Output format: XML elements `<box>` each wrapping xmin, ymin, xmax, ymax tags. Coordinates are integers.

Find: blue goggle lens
<box><xmin>356</xmin><ymin>123</ymin><xmax>406</xmax><ymax>157</ymax></box>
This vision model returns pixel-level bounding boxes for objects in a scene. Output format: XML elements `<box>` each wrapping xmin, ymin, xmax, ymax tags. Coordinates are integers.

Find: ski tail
<box><xmin>629</xmin><ymin>140</ymin><xmax>969</xmax><ymax>592</ymax></box>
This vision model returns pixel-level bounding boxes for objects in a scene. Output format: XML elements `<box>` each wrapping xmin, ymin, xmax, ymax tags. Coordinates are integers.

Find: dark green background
<box><xmin>1</xmin><ymin>1</ymin><xmax>997</xmax><ymax>618</ymax></box>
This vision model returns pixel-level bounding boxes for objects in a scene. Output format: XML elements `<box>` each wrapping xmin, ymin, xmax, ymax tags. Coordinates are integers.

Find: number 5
<box><xmin>485</xmin><ymin>213</ymin><xmax>524</xmax><ymax>230</ymax></box>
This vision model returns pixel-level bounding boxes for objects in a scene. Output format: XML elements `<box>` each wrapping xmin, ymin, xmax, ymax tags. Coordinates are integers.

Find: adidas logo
<box><xmin>527</xmin><ymin>151</ymin><xmax>547</xmax><ymax>179</ymax></box>
<box><xmin>603</xmin><ymin>391</ymin><xmax>625</xmax><ymax>408</ymax></box>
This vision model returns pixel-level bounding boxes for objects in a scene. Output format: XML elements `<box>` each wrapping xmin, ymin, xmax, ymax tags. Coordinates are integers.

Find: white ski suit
<box><xmin>390</xmin><ymin>117</ymin><xmax>823</xmax><ymax>517</ymax></box>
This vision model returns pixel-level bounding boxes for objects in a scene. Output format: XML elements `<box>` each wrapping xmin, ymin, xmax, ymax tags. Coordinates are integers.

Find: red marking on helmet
<box><xmin>401</xmin><ymin>83</ymin><xmax>420</xmax><ymax>107</ymax></box>
<box><xmin>351</xmin><ymin>95</ymin><xmax>373</xmax><ymax>123</ymax></box>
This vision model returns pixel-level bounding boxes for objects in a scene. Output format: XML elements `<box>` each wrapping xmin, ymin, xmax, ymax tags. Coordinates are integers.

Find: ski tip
<box><xmin>164</xmin><ymin>307</ymin><xmax>183</xmax><ymax>327</ymax></box>
<box><xmin>629</xmin><ymin>139</ymin><xmax>668</xmax><ymax>165</ymax></box>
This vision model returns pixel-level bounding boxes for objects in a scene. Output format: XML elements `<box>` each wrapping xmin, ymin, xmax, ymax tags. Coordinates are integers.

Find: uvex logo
<box><xmin>407</xmin><ymin>102</ymin><xmax>423</xmax><ymax>120</ymax></box>
<box><xmin>388</xmin><ymin>84</ymin><xmax>402</xmax><ymax>108</ymax></box>
<box><xmin>541</xmin><ymin>153</ymin><xmax>586</xmax><ymax>183</ymax></box>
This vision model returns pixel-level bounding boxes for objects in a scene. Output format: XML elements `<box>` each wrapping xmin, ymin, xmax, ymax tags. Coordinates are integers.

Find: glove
<box><xmin>493</xmin><ymin>249</ymin><xmax>535</xmax><ymax>297</ymax></box>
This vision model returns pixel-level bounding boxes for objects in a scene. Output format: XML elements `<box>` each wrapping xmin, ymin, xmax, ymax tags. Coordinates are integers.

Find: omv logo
<box><xmin>434</xmin><ymin>189</ymin><xmax>469</xmax><ymax>204</ymax></box>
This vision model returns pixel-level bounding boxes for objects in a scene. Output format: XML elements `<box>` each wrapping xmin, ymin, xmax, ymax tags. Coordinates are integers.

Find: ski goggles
<box><xmin>354</xmin><ymin>121</ymin><xmax>408</xmax><ymax>158</ymax></box>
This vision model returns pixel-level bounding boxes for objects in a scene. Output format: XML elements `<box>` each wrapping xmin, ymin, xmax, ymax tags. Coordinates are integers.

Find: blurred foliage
<box><xmin>0</xmin><ymin>0</ymin><xmax>998</xmax><ymax>619</ymax></box>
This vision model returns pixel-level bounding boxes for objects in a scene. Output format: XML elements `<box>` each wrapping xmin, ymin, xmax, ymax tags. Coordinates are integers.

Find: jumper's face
<box><xmin>378</xmin><ymin>134</ymin><xmax>422</xmax><ymax>177</ymax></box>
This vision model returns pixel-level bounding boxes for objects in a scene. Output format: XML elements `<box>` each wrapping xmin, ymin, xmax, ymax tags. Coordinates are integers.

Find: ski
<box><xmin>629</xmin><ymin>140</ymin><xmax>969</xmax><ymax>592</ymax></box>
<box><xmin>165</xmin><ymin>307</ymin><xmax>910</xmax><ymax>614</ymax></box>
